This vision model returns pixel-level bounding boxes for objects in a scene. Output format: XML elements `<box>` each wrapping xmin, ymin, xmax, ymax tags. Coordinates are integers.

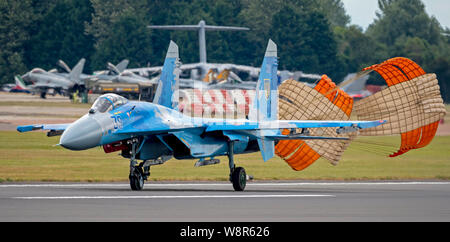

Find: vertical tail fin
<box><xmin>107</xmin><ymin>59</ymin><xmax>129</xmax><ymax>74</ymax></box>
<box><xmin>14</xmin><ymin>75</ymin><xmax>28</xmax><ymax>89</ymax></box>
<box><xmin>249</xmin><ymin>39</ymin><xmax>279</xmax><ymax>162</ymax></box>
<box><xmin>68</xmin><ymin>58</ymin><xmax>86</xmax><ymax>84</ymax></box>
<box><xmin>249</xmin><ymin>39</ymin><xmax>278</xmax><ymax>121</ymax></box>
<box><xmin>152</xmin><ymin>41</ymin><xmax>180</xmax><ymax>109</ymax></box>
<box><xmin>115</xmin><ymin>59</ymin><xmax>129</xmax><ymax>73</ymax></box>
<box><xmin>57</xmin><ymin>60</ymin><xmax>72</xmax><ymax>73</ymax></box>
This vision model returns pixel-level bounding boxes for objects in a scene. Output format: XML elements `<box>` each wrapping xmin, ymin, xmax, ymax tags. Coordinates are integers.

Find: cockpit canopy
<box><xmin>30</xmin><ymin>68</ymin><xmax>46</xmax><ymax>74</ymax></box>
<box><xmin>90</xmin><ymin>93</ymin><xmax>128</xmax><ymax>114</ymax></box>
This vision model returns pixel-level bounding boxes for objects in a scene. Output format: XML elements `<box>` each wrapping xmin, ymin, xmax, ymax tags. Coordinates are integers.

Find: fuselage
<box><xmin>60</xmin><ymin>98</ymin><xmax>258</xmax><ymax>160</ymax></box>
<box><xmin>22</xmin><ymin>69</ymin><xmax>75</xmax><ymax>89</ymax></box>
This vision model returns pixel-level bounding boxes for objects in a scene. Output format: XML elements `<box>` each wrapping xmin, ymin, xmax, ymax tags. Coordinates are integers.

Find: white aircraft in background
<box><xmin>127</xmin><ymin>20</ymin><xmax>321</xmax><ymax>89</ymax></box>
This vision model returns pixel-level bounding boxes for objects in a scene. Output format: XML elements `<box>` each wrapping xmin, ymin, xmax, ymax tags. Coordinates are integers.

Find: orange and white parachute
<box><xmin>276</xmin><ymin>57</ymin><xmax>446</xmax><ymax>171</ymax></box>
<box><xmin>354</xmin><ymin>57</ymin><xmax>446</xmax><ymax>157</ymax></box>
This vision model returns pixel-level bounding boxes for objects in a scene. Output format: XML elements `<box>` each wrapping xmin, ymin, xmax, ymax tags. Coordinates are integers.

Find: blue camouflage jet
<box><xmin>17</xmin><ymin>40</ymin><xmax>386</xmax><ymax>191</ymax></box>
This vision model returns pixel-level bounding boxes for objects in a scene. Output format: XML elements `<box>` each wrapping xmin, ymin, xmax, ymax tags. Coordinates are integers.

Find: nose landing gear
<box><xmin>127</xmin><ymin>137</ymin><xmax>171</xmax><ymax>191</ymax></box>
<box><xmin>129</xmin><ymin>166</ymin><xmax>144</xmax><ymax>191</ymax></box>
<box><xmin>128</xmin><ymin>138</ymin><xmax>145</xmax><ymax>191</ymax></box>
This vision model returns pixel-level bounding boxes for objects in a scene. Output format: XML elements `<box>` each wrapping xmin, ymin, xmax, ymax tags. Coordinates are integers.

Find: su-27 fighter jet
<box><xmin>17</xmin><ymin>40</ymin><xmax>386</xmax><ymax>191</ymax></box>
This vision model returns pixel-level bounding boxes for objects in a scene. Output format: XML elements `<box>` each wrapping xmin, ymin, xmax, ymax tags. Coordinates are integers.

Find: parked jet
<box><xmin>84</xmin><ymin>59</ymin><xmax>130</xmax><ymax>82</ymax></box>
<box><xmin>85</xmin><ymin>59</ymin><xmax>155</xmax><ymax>85</ymax></box>
<box><xmin>21</xmin><ymin>58</ymin><xmax>86</xmax><ymax>98</ymax></box>
<box><xmin>17</xmin><ymin>40</ymin><xmax>385</xmax><ymax>191</ymax></box>
<box><xmin>110</xmin><ymin>68</ymin><xmax>157</xmax><ymax>85</ymax></box>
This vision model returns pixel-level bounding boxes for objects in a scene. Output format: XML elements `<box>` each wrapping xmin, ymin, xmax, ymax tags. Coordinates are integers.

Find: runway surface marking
<box><xmin>13</xmin><ymin>194</ymin><xmax>335</xmax><ymax>200</ymax></box>
<box><xmin>1</xmin><ymin>181</ymin><xmax>450</xmax><ymax>188</ymax></box>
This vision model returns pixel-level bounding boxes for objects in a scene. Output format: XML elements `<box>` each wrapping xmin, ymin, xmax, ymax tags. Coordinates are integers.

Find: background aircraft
<box><xmin>71</xmin><ymin>59</ymin><xmax>130</xmax><ymax>82</ymax></box>
<box><xmin>126</xmin><ymin>20</ymin><xmax>321</xmax><ymax>89</ymax></box>
<box><xmin>17</xmin><ymin>40</ymin><xmax>385</xmax><ymax>191</ymax></box>
<box><xmin>340</xmin><ymin>73</ymin><xmax>374</xmax><ymax>99</ymax></box>
<box><xmin>93</xmin><ymin>59</ymin><xmax>130</xmax><ymax>80</ymax></box>
<box><xmin>20</xmin><ymin>58</ymin><xmax>86</xmax><ymax>98</ymax></box>
<box><xmin>110</xmin><ymin>70</ymin><xmax>156</xmax><ymax>84</ymax></box>
<box><xmin>84</xmin><ymin>59</ymin><xmax>157</xmax><ymax>85</ymax></box>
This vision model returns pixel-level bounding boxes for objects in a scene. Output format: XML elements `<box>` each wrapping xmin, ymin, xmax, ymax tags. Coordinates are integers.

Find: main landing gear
<box><xmin>228</xmin><ymin>141</ymin><xmax>246</xmax><ymax>191</ymax></box>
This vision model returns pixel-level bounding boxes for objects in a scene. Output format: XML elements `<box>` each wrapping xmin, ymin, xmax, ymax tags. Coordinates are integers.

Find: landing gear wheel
<box><xmin>129</xmin><ymin>168</ymin><xmax>144</xmax><ymax>191</ymax></box>
<box><xmin>231</xmin><ymin>167</ymin><xmax>246</xmax><ymax>191</ymax></box>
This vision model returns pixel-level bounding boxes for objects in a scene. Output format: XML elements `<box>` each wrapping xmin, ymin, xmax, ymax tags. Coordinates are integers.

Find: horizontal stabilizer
<box><xmin>267</xmin><ymin>135</ymin><xmax>350</xmax><ymax>140</ymax></box>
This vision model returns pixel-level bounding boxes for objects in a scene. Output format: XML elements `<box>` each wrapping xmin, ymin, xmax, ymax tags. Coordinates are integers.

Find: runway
<box><xmin>1</xmin><ymin>181</ymin><xmax>450</xmax><ymax>221</ymax></box>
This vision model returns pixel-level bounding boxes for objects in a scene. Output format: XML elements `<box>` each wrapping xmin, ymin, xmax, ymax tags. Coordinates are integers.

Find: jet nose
<box><xmin>60</xmin><ymin>116</ymin><xmax>102</xmax><ymax>150</ymax></box>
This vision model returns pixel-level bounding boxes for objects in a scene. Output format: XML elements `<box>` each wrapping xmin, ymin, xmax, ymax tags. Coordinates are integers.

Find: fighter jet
<box><xmin>87</xmin><ymin>59</ymin><xmax>156</xmax><ymax>85</ymax></box>
<box><xmin>84</xmin><ymin>59</ymin><xmax>130</xmax><ymax>82</ymax></box>
<box><xmin>17</xmin><ymin>40</ymin><xmax>385</xmax><ymax>191</ymax></box>
<box><xmin>109</xmin><ymin>69</ymin><xmax>156</xmax><ymax>85</ymax></box>
<box><xmin>21</xmin><ymin>58</ymin><xmax>86</xmax><ymax>98</ymax></box>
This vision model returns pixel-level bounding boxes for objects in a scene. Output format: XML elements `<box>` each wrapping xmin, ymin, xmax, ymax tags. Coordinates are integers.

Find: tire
<box><xmin>231</xmin><ymin>167</ymin><xmax>246</xmax><ymax>191</ymax></box>
<box><xmin>129</xmin><ymin>169</ymin><xmax>144</xmax><ymax>191</ymax></box>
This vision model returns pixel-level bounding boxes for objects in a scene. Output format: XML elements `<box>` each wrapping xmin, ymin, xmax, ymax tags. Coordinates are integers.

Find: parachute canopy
<box><xmin>276</xmin><ymin>57</ymin><xmax>446</xmax><ymax>171</ymax></box>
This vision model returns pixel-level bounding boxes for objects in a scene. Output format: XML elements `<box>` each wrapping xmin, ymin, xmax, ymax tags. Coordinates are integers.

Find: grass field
<box><xmin>0</xmin><ymin>130</ymin><xmax>449</xmax><ymax>182</ymax></box>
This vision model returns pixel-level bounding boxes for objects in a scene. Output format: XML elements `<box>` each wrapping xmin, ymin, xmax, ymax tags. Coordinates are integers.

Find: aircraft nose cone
<box><xmin>60</xmin><ymin>116</ymin><xmax>102</xmax><ymax>150</ymax></box>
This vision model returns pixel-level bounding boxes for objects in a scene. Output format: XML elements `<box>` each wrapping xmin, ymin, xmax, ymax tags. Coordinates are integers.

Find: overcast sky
<box><xmin>342</xmin><ymin>0</ymin><xmax>450</xmax><ymax>30</ymax></box>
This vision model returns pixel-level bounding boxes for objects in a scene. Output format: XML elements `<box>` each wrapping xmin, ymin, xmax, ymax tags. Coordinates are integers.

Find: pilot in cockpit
<box><xmin>89</xmin><ymin>93</ymin><xmax>128</xmax><ymax>114</ymax></box>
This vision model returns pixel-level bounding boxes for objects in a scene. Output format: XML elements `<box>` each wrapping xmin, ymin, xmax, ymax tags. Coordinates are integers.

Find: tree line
<box><xmin>1</xmin><ymin>0</ymin><xmax>449</xmax><ymax>101</ymax></box>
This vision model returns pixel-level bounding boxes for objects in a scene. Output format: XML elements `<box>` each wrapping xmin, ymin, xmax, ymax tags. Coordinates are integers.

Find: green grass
<box><xmin>1</xmin><ymin>131</ymin><xmax>449</xmax><ymax>182</ymax></box>
<box><xmin>445</xmin><ymin>104</ymin><xmax>450</xmax><ymax>123</ymax></box>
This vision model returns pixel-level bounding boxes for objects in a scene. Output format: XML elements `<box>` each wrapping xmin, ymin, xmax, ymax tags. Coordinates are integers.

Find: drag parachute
<box><xmin>276</xmin><ymin>57</ymin><xmax>446</xmax><ymax>171</ymax></box>
<box><xmin>353</xmin><ymin>57</ymin><xmax>446</xmax><ymax>157</ymax></box>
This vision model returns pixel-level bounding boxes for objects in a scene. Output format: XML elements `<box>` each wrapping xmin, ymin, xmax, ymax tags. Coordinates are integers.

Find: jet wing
<box><xmin>204</xmin><ymin>119</ymin><xmax>387</xmax><ymax>132</ymax></box>
<box><xmin>113</xmin><ymin>119</ymin><xmax>386</xmax><ymax>136</ymax></box>
<box><xmin>17</xmin><ymin>123</ymin><xmax>70</xmax><ymax>133</ymax></box>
